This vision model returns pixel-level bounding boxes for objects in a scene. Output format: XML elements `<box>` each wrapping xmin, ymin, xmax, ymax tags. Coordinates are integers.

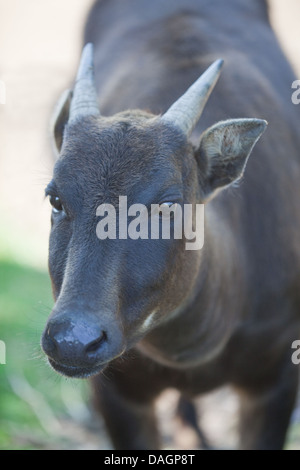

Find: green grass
<box><xmin>0</xmin><ymin>258</ymin><xmax>299</xmax><ymax>450</ymax></box>
<box><xmin>0</xmin><ymin>260</ymin><xmax>94</xmax><ymax>450</ymax></box>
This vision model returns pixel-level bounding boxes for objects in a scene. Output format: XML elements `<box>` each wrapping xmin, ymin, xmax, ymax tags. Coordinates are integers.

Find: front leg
<box><xmin>237</xmin><ymin>360</ymin><xmax>298</xmax><ymax>450</ymax></box>
<box><xmin>91</xmin><ymin>351</ymin><xmax>166</xmax><ymax>450</ymax></box>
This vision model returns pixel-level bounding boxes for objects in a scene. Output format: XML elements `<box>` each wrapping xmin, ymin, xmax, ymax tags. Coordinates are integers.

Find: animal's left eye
<box><xmin>49</xmin><ymin>195</ymin><xmax>64</xmax><ymax>213</ymax></box>
<box><xmin>159</xmin><ymin>202</ymin><xmax>179</xmax><ymax>219</ymax></box>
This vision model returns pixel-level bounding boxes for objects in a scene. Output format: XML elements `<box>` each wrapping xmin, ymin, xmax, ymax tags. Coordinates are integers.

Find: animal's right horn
<box><xmin>161</xmin><ymin>59</ymin><xmax>224</xmax><ymax>137</ymax></box>
<box><xmin>69</xmin><ymin>43</ymin><xmax>100</xmax><ymax>123</ymax></box>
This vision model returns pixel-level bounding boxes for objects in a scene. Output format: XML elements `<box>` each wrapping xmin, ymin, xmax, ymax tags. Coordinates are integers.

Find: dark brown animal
<box><xmin>41</xmin><ymin>0</ymin><xmax>300</xmax><ymax>449</ymax></box>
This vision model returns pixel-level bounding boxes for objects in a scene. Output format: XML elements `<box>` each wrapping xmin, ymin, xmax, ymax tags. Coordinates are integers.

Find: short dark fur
<box><xmin>42</xmin><ymin>0</ymin><xmax>300</xmax><ymax>449</ymax></box>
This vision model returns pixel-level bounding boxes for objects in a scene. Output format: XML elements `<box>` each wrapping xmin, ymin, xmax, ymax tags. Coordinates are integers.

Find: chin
<box><xmin>48</xmin><ymin>358</ymin><xmax>106</xmax><ymax>379</ymax></box>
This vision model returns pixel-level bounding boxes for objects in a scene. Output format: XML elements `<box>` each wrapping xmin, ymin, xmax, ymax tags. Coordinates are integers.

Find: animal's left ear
<box><xmin>196</xmin><ymin>118</ymin><xmax>267</xmax><ymax>199</ymax></box>
<box><xmin>50</xmin><ymin>89</ymin><xmax>72</xmax><ymax>158</ymax></box>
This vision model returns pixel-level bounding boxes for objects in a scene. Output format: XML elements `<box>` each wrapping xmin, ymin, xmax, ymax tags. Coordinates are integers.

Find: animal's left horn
<box><xmin>69</xmin><ymin>43</ymin><xmax>100</xmax><ymax>123</ymax></box>
<box><xmin>161</xmin><ymin>59</ymin><xmax>224</xmax><ymax>137</ymax></box>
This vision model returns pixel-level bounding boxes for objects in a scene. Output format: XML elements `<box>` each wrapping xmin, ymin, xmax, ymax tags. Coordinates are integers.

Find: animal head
<box><xmin>41</xmin><ymin>44</ymin><xmax>266</xmax><ymax>378</ymax></box>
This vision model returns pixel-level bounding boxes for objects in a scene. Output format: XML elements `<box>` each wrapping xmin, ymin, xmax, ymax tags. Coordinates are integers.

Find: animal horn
<box><xmin>69</xmin><ymin>43</ymin><xmax>100</xmax><ymax>122</ymax></box>
<box><xmin>161</xmin><ymin>59</ymin><xmax>224</xmax><ymax>137</ymax></box>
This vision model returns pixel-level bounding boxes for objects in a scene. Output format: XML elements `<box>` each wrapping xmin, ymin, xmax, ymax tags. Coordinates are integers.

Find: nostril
<box><xmin>85</xmin><ymin>331</ymin><xmax>107</xmax><ymax>355</ymax></box>
<box><xmin>42</xmin><ymin>328</ymin><xmax>58</xmax><ymax>356</ymax></box>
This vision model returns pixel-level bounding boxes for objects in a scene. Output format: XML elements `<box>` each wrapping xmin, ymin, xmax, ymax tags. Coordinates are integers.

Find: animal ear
<box><xmin>50</xmin><ymin>89</ymin><xmax>72</xmax><ymax>157</ymax></box>
<box><xmin>197</xmin><ymin>119</ymin><xmax>267</xmax><ymax>199</ymax></box>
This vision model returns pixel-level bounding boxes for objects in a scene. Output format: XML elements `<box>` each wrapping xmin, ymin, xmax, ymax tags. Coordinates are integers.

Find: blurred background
<box><xmin>1</xmin><ymin>0</ymin><xmax>300</xmax><ymax>450</ymax></box>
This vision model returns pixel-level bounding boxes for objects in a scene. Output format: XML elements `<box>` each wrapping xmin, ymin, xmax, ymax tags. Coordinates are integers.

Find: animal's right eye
<box><xmin>49</xmin><ymin>195</ymin><xmax>64</xmax><ymax>214</ymax></box>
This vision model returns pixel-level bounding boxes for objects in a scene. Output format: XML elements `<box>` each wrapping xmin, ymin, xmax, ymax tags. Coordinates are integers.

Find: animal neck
<box><xmin>139</xmin><ymin>201</ymin><xmax>246</xmax><ymax>368</ymax></box>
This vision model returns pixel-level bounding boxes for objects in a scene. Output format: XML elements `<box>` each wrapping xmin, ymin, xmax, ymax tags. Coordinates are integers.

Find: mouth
<box><xmin>48</xmin><ymin>358</ymin><xmax>106</xmax><ymax>379</ymax></box>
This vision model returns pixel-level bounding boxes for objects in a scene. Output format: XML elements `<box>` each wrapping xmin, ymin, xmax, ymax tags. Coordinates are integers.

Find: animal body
<box><xmin>41</xmin><ymin>0</ymin><xmax>300</xmax><ymax>449</ymax></box>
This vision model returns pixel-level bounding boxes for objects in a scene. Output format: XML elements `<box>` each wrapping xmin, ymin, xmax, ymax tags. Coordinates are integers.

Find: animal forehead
<box><xmin>55</xmin><ymin>116</ymin><xmax>186</xmax><ymax>192</ymax></box>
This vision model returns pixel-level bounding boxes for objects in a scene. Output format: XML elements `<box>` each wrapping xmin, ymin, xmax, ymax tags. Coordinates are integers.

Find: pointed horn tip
<box><xmin>207</xmin><ymin>58</ymin><xmax>224</xmax><ymax>77</ymax></box>
<box><xmin>82</xmin><ymin>42</ymin><xmax>94</xmax><ymax>55</ymax></box>
<box><xmin>79</xmin><ymin>43</ymin><xmax>95</xmax><ymax>64</ymax></box>
<box><xmin>215</xmin><ymin>58</ymin><xmax>225</xmax><ymax>69</ymax></box>
<box><xmin>75</xmin><ymin>43</ymin><xmax>96</xmax><ymax>80</ymax></box>
<box><xmin>69</xmin><ymin>41</ymin><xmax>100</xmax><ymax>121</ymax></box>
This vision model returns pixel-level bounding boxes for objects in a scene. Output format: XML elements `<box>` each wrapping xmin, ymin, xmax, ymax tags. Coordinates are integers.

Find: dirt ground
<box><xmin>1</xmin><ymin>0</ymin><xmax>300</xmax><ymax>450</ymax></box>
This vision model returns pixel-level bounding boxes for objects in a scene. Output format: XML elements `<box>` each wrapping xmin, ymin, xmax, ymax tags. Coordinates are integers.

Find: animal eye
<box><xmin>159</xmin><ymin>202</ymin><xmax>179</xmax><ymax>219</ymax></box>
<box><xmin>49</xmin><ymin>195</ymin><xmax>64</xmax><ymax>213</ymax></box>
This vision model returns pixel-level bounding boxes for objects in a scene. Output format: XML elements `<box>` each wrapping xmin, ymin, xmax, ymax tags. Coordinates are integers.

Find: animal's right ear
<box><xmin>50</xmin><ymin>89</ymin><xmax>72</xmax><ymax>157</ymax></box>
